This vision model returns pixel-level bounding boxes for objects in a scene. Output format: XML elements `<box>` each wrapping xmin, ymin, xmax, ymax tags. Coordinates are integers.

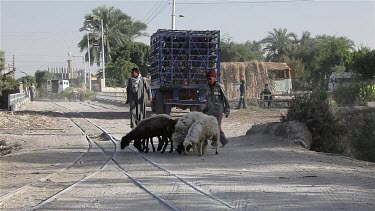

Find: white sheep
<box><xmin>172</xmin><ymin>112</ymin><xmax>208</xmax><ymax>154</ymax></box>
<box><xmin>183</xmin><ymin>115</ymin><xmax>220</xmax><ymax>156</ymax></box>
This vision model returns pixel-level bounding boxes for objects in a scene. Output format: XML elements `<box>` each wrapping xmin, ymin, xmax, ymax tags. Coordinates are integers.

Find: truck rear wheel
<box><xmin>155</xmin><ymin>92</ymin><xmax>164</xmax><ymax>114</ymax></box>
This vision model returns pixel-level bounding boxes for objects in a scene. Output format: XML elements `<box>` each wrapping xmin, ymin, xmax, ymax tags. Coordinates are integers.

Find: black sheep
<box><xmin>121</xmin><ymin>114</ymin><xmax>177</xmax><ymax>153</ymax></box>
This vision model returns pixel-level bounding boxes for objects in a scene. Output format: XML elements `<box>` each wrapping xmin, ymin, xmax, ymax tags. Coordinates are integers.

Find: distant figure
<box><xmin>236</xmin><ymin>74</ymin><xmax>247</xmax><ymax>109</ymax></box>
<box><xmin>29</xmin><ymin>83</ymin><xmax>36</xmax><ymax>101</ymax></box>
<box><xmin>126</xmin><ymin>68</ymin><xmax>152</xmax><ymax>128</ymax></box>
<box><xmin>261</xmin><ymin>84</ymin><xmax>272</xmax><ymax>107</ymax></box>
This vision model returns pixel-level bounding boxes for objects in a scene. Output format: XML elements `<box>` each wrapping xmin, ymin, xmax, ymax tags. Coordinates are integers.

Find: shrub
<box><xmin>336</xmin><ymin>108</ymin><xmax>375</xmax><ymax>162</ymax></box>
<box><xmin>333</xmin><ymin>82</ymin><xmax>362</xmax><ymax>106</ymax></box>
<box><xmin>282</xmin><ymin>89</ymin><xmax>347</xmax><ymax>153</ymax></box>
<box><xmin>333</xmin><ymin>82</ymin><xmax>375</xmax><ymax>106</ymax></box>
<box><xmin>357</xmin><ymin>84</ymin><xmax>375</xmax><ymax>106</ymax></box>
<box><xmin>61</xmin><ymin>88</ymin><xmax>95</xmax><ymax>101</ymax></box>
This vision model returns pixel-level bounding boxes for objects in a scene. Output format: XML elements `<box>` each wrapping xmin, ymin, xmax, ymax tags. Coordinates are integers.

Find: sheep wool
<box><xmin>183</xmin><ymin>115</ymin><xmax>220</xmax><ymax>156</ymax></box>
<box><xmin>172</xmin><ymin>112</ymin><xmax>208</xmax><ymax>147</ymax></box>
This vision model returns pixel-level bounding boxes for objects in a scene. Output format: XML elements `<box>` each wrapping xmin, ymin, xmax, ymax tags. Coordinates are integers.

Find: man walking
<box><xmin>29</xmin><ymin>83</ymin><xmax>36</xmax><ymax>101</ymax></box>
<box><xmin>237</xmin><ymin>74</ymin><xmax>247</xmax><ymax>109</ymax></box>
<box><xmin>126</xmin><ymin>68</ymin><xmax>152</xmax><ymax>128</ymax></box>
<box><xmin>203</xmin><ymin>71</ymin><xmax>230</xmax><ymax>147</ymax></box>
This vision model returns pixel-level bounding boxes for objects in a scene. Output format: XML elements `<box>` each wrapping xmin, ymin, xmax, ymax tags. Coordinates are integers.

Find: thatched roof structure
<box><xmin>264</xmin><ymin>62</ymin><xmax>290</xmax><ymax>71</ymax></box>
<box><xmin>220</xmin><ymin>62</ymin><xmax>292</xmax><ymax>99</ymax></box>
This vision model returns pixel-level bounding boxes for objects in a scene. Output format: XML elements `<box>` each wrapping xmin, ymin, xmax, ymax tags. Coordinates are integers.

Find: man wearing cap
<box><xmin>126</xmin><ymin>67</ymin><xmax>152</xmax><ymax>128</ymax></box>
<box><xmin>203</xmin><ymin>70</ymin><xmax>230</xmax><ymax>147</ymax></box>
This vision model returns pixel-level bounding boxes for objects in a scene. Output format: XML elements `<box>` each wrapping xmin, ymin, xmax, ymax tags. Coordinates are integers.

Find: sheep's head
<box><xmin>176</xmin><ymin>143</ymin><xmax>184</xmax><ymax>154</ymax></box>
<box><xmin>183</xmin><ymin>140</ymin><xmax>193</xmax><ymax>155</ymax></box>
<box><xmin>121</xmin><ymin>135</ymin><xmax>132</xmax><ymax>149</ymax></box>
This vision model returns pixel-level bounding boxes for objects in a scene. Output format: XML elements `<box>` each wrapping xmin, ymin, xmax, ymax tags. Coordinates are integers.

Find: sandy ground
<box><xmin>0</xmin><ymin>101</ymin><xmax>374</xmax><ymax>210</ymax></box>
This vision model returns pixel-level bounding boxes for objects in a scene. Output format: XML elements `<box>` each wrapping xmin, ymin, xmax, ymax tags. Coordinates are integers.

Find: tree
<box><xmin>221</xmin><ymin>35</ymin><xmax>264</xmax><ymax>62</ymax></box>
<box><xmin>78</xmin><ymin>6</ymin><xmax>147</xmax><ymax>66</ymax></box>
<box><xmin>0</xmin><ymin>50</ymin><xmax>5</xmax><ymax>73</ymax></box>
<box><xmin>34</xmin><ymin>70</ymin><xmax>55</xmax><ymax>89</ymax></box>
<box><xmin>106</xmin><ymin>42</ymin><xmax>149</xmax><ymax>87</ymax></box>
<box><xmin>350</xmin><ymin>47</ymin><xmax>375</xmax><ymax>80</ymax></box>
<box><xmin>309</xmin><ymin>35</ymin><xmax>354</xmax><ymax>87</ymax></box>
<box><xmin>261</xmin><ymin>28</ymin><xmax>297</xmax><ymax>62</ymax></box>
<box><xmin>18</xmin><ymin>75</ymin><xmax>36</xmax><ymax>88</ymax></box>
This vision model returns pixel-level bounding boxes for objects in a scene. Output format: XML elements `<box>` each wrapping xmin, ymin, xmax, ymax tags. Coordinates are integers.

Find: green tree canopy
<box><xmin>34</xmin><ymin>70</ymin><xmax>55</xmax><ymax>89</ymax></box>
<box><xmin>261</xmin><ymin>28</ymin><xmax>297</xmax><ymax>62</ymax></box>
<box><xmin>0</xmin><ymin>50</ymin><xmax>5</xmax><ymax>72</ymax></box>
<box><xmin>221</xmin><ymin>35</ymin><xmax>264</xmax><ymax>62</ymax></box>
<box><xmin>78</xmin><ymin>6</ymin><xmax>147</xmax><ymax>66</ymax></box>
<box><xmin>106</xmin><ymin>42</ymin><xmax>149</xmax><ymax>87</ymax></box>
<box><xmin>350</xmin><ymin>47</ymin><xmax>375</xmax><ymax>80</ymax></box>
<box><xmin>18</xmin><ymin>75</ymin><xmax>36</xmax><ymax>88</ymax></box>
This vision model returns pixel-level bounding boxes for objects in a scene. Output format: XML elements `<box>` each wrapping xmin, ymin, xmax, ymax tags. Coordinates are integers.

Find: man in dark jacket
<box><xmin>203</xmin><ymin>71</ymin><xmax>230</xmax><ymax>147</ymax></box>
<box><xmin>126</xmin><ymin>68</ymin><xmax>152</xmax><ymax>128</ymax></box>
<box><xmin>237</xmin><ymin>74</ymin><xmax>247</xmax><ymax>109</ymax></box>
<box><xmin>261</xmin><ymin>83</ymin><xmax>272</xmax><ymax>107</ymax></box>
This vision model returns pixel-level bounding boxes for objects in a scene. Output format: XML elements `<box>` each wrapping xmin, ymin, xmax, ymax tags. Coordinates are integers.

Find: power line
<box><xmin>145</xmin><ymin>0</ymin><xmax>170</xmax><ymax>25</ymax></box>
<box><xmin>177</xmin><ymin>0</ymin><xmax>314</xmax><ymax>4</ymax></box>
<box><xmin>141</xmin><ymin>0</ymin><xmax>164</xmax><ymax>22</ymax></box>
<box><xmin>144</xmin><ymin>0</ymin><xmax>169</xmax><ymax>24</ymax></box>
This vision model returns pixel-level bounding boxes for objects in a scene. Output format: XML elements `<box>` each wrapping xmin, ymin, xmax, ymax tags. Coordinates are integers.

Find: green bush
<box><xmin>357</xmin><ymin>84</ymin><xmax>375</xmax><ymax>106</ymax></box>
<box><xmin>283</xmin><ymin>88</ymin><xmax>375</xmax><ymax>162</ymax></box>
<box><xmin>61</xmin><ymin>88</ymin><xmax>95</xmax><ymax>101</ymax></box>
<box><xmin>333</xmin><ymin>82</ymin><xmax>375</xmax><ymax>106</ymax></box>
<box><xmin>336</xmin><ymin>108</ymin><xmax>375</xmax><ymax>162</ymax></box>
<box><xmin>282</xmin><ymin>89</ymin><xmax>347</xmax><ymax>153</ymax></box>
<box><xmin>333</xmin><ymin>82</ymin><xmax>362</xmax><ymax>106</ymax></box>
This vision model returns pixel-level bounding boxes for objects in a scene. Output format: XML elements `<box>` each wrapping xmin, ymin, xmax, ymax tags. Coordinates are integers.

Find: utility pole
<box><xmin>87</xmin><ymin>32</ymin><xmax>92</xmax><ymax>90</ymax></box>
<box><xmin>171</xmin><ymin>0</ymin><xmax>176</xmax><ymax>30</ymax></box>
<box><xmin>12</xmin><ymin>55</ymin><xmax>16</xmax><ymax>78</ymax></box>
<box><xmin>101</xmin><ymin>19</ymin><xmax>105</xmax><ymax>87</ymax></box>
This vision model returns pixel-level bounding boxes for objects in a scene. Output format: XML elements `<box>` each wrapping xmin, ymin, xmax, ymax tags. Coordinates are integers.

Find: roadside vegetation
<box><xmin>282</xmin><ymin>88</ymin><xmax>375</xmax><ymax>162</ymax></box>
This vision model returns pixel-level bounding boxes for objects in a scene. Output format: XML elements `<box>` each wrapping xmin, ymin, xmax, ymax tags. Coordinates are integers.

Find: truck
<box><xmin>328</xmin><ymin>72</ymin><xmax>357</xmax><ymax>92</ymax></box>
<box><xmin>47</xmin><ymin>79</ymin><xmax>69</xmax><ymax>96</ymax></box>
<box><xmin>149</xmin><ymin>29</ymin><xmax>221</xmax><ymax>115</ymax></box>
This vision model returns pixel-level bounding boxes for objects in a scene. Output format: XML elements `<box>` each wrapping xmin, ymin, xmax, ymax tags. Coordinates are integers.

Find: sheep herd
<box><xmin>121</xmin><ymin>112</ymin><xmax>220</xmax><ymax>156</ymax></box>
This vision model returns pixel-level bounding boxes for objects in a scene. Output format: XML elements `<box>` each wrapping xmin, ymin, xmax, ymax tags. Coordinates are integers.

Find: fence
<box><xmin>95</xmin><ymin>92</ymin><xmax>126</xmax><ymax>104</ymax></box>
<box><xmin>8</xmin><ymin>93</ymin><xmax>29</xmax><ymax>111</ymax></box>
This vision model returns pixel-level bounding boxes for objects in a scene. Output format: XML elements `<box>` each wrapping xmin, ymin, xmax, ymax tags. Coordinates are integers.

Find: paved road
<box><xmin>0</xmin><ymin>101</ymin><xmax>374</xmax><ymax>210</ymax></box>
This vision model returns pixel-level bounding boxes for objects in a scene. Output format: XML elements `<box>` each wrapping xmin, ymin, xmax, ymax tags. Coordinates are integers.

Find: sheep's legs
<box><xmin>168</xmin><ymin>137</ymin><xmax>173</xmax><ymax>153</ymax></box>
<box><xmin>202</xmin><ymin>140</ymin><xmax>208</xmax><ymax>155</ymax></box>
<box><xmin>161</xmin><ymin>136</ymin><xmax>168</xmax><ymax>153</ymax></box>
<box><xmin>156</xmin><ymin>136</ymin><xmax>163</xmax><ymax>151</ymax></box>
<box><xmin>142</xmin><ymin>138</ymin><xmax>149</xmax><ymax>153</ymax></box>
<box><xmin>150</xmin><ymin>137</ymin><xmax>156</xmax><ymax>152</ymax></box>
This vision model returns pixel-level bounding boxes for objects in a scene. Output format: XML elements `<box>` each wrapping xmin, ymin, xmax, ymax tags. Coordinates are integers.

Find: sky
<box><xmin>1</xmin><ymin>0</ymin><xmax>374</xmax><ymax>79</ymax></box>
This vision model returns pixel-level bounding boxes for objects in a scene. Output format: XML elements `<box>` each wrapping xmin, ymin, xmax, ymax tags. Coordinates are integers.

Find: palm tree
<box><xmin>78</xmin><ymin>6</ymin><xmax>147</xmax><ymax>65</ymax></box>
<box><xmin>261</xmin><ymin>28</ymin><xmax>297</xmax><ymax>62</ymax></box>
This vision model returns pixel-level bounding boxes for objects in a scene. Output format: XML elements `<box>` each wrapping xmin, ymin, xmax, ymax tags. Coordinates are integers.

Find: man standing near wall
<box><xmin>237</xmin><ymin>74</ymin><xmax>247</xmax><ymax>109</ymax></box>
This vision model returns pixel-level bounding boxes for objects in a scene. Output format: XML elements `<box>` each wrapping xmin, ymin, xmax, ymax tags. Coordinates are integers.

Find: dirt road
<box><xmin>0</xmin><ymin>101</ymin><xmax>374</xmax><ymax>210</ymax></box>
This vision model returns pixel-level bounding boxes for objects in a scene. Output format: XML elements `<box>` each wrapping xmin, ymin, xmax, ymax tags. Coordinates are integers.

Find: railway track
<box><xmin>0</xmin><ymin>101</ymin><xmax>233</xmax><ymax>210</ymax></box>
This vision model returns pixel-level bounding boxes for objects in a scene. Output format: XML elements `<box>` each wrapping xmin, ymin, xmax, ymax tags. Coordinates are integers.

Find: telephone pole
<box><xmin>171</xmin><ymin>0</ymin><xmax>176</xmax><ymax>30</ymax></box>
<box><xmin>12</xmin><ymin>55</ymin><xmax>16</xmax><ymax>78</ymax></box>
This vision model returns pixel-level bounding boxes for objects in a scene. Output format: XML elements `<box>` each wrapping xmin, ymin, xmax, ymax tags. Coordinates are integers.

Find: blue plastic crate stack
<box><xmin>150</xmin><ymin>29</ymin><xmax>220</xmax><ymax>88</ymax></box>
